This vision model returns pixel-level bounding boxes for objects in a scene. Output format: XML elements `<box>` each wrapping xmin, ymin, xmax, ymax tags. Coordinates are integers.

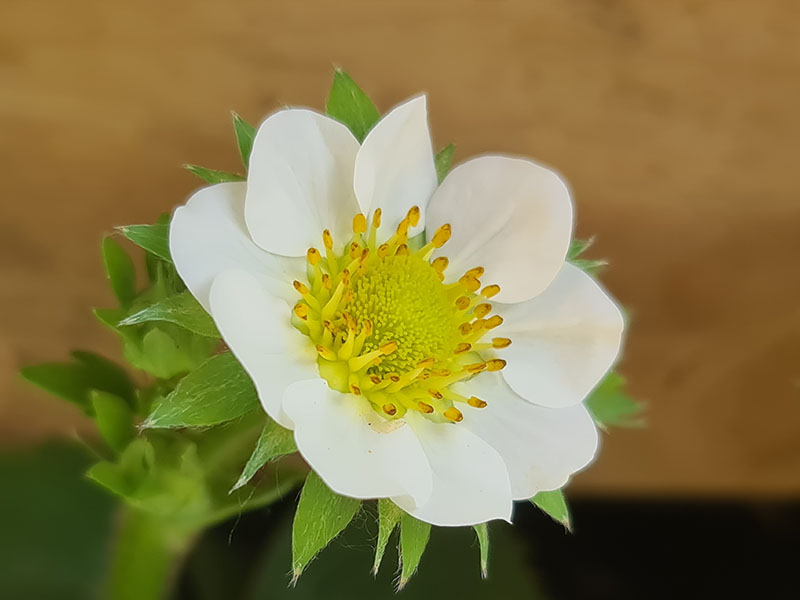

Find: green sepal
<box><xmin>232</xmin><ymin>112</ymin><xmax>256</xmax><ymax>169</ymax></box>
<box><xmin>530</xmin><ymin>489</ymin><xmax>571</xmax><ymax>530</ymax></box>
<box><xmin>102</xmin><ymin>236</ymin><xmax>136</xmax><ymax>306</ymax></box>
<box><xmin>183</xmin><ymin>164</ymin><xmax>245</xmax><ymax>184</ymax></box>
<box><xmin>373</xmin><ymin>499</ymin><xmax>403</xmax><ymax>574</ymax></box>
<box><xmin>567</xmin><ymin>236</ymin><xmax>607</xmax><ymax>275</ymax></box>
<box><xmin>398</xmin><ymin>513</ymin><xmax>431</xmax><ymax>590</ymax></box>
<box><xmin>291</xmin><ymin>471</ymin><xmax>361</xmax><ymax>584</ymax></box>
<box><xmin>473</xmin><ymin>523</ymin><xmax>490</xmax><ymax>579</ymax></box>
<box><xmin>435</xmin><ymin>144</ymin><xmax>455</xmax><ymax>183</ymax></box>
<box><xmin>20</xmin><ymin>350</ymin><xmax>135</xmax><ymax>414</ymax></box>
<box><xmin>231</xmin><ymin>417</ymin><xmax>297</xmax><ymax>491</ymax></box>
<box><xmin>586</xmin><ymin>372</ymin><xmax>645</xmax><ymax>429</ymax></box>
<box><xmin>118</xmin><ymin>291</ymin><xmax>219</xmax><ymax>338</ymax></box>
<box><xmin>143</xmin><ymin>352</ymin><xmax>258</xmax><ymax>429</ymax></box>
<box><xmin>326</xmin><ymin>69</ymin><xmax>380</xmax><ymax>142</ymax></box>
<box><xmin>91</xmin><ymin>390</ymin><xmax>135</xmax><ymax>453</ymax></box>
<box><xmin>117</xmin><ymin>224</ymin><xmax>172</xmax><ymax>263</ymax></box>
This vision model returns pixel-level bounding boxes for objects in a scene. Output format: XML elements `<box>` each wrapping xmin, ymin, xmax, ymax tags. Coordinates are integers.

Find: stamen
<box><xmin>395</xmin><ymin>244</ymin><xmax>410</xmax><ymax>256</ymax></box>
<box><xmin>455</xmin><ymin>296</ymin><xmax>471</xmax><ymax>310</ymax></box>
<box><xmin>443</xmin><ymin>407</ymin><xmax>463</xmax><ymax>422</ymax></box>
<box><xmin>380</xmin><ymin>341</ymin><xmax>398</xmax><ymax>355</ymax></box>
<box><xmin>464</xmin><ymin>362</ymin><xmax>487</xmax><ymax>374</ymax></box>
<box><xmin>459</xmin><ymin>275</ymin><xmax>481</xmax><ymax>293</ymax></box>
<box><xmin>418</xmin><ymin>401</ymin><xmax>434</xmax><ymax>414</ymax></box>
<box><xmin>492</xmin><ymin>337</ymin><xmax>512</xmax><ymax>348</ymax></box>
<box><xmin>306</xmin><ymin>248</ymin><xmax>321</xmax><ymax>265</ymax></box>
<box><xmin>293</xmin><ymin>280</ymin><xmax>309</xmax><ymax>295</ymax></box>
<box><xmin>454</xmin><ymin>342</ymin><xmax>472</xmax><ymax>354</ymax></box>
<box><xmin>352</xmin><ymin>213</ymin><xmax>367</xmax><ymax>234</ymax></box>
<box><xmin>468</xmin><ymin>397</ymin><xmax>488</xmax><ymax>408</ymax></box>
<box><xmin>407</xmin><ymin>206</ymin><xmax>421</xmax><ymax>227</ymax></box>
<box><xmin>316</xmin><ymin>345</ymin><xmax>337</xmax><ymax>361</ymax></box>
<box><xmin>382</xmin><ymin>403</ymin><xmax>397</xmax><ymax>416</ymax></box>
<box><xmin>485</xmin><ymin>315</ymin><xmax>503</xmax><ymax>329</ymax></box>
<box><xmin>486</xmin><ymin>358</ymin><xmax>507</xmax><ymax>371</ymax></box>
<box><xmin>481</xmin><ymin>284</ymin><xmax>500</xmax><ymax>298</ymax></box>
<box><xmin>464</xmin><ymin>266</ymin><xmax>485</xmax><ymax>278</ymax></box>
<box><xmin>473</xmin><ymin>303</ymin><xmax>492</xmax><ymax>318</ymax></box>
<box><xmin>431</xmin><ymin>224</ymin><xmax>452</xmax><ymax>248</ymax></box>
<box><xmin>293</xmin><ymin>303</ymin><xmax>309</xmax><ymax>320</ymax></box>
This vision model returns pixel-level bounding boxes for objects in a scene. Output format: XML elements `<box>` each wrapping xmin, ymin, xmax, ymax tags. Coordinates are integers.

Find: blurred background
<box><xmin>1</xmin><ymin>0</ymin><xmax>799</xmax><ymax>598</ymax></box>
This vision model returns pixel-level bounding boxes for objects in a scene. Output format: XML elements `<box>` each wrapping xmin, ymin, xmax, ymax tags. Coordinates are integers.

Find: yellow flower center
<box><xmin>290</xmin><ymin>207</ymin><xmax>511</xmax><ymax>423</ymax></box>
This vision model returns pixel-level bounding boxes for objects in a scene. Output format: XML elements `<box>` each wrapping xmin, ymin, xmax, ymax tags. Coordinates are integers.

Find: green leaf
<box><xmin>232</xmin><ymin>112</ymin><xmax>256</xmax><ymax>169</ymax></box>
<box><xmin>71</xmin><ymin>351</ymin><xmax>136</xmax><ymax>404</ymax></box>
<box><xmin>398</xmin><ymin>514</ymin><xmax>431</xmax><ymax>590</ymax></box>
<box><xmin>373</xmin><ymin>499</ymin><xmax>403</xmax><ymax>574</ymax></box>
<box><xmin>144</xmin><ymin>352</ymin><xmax>258</xmax><ymax>428</ymax></box>
<box><xmin>586</xmin><ymin>372</ymin><xmax>645</xmax><ymax>429</ymax></box>
<box><xmin>118</xmin><ymin>291</ymin><xmax>219</xmax><ymax>338</ymax></box>
<box><xmin>231</xmin><ymin>418</ymin><xmax>297</xmax><ymax>491</ymax></box>
<box><xmin>90</xmin><ymin>390</ymin><xmax>135</xmax><ymax>453</ymax></box>
<box><xmin>291</xmin><ymin>471</ymin><xmax>361</xmax><ymax>583</ymax></box>
<box><xmin>567</xmin><ymin>236</ymin><xmax>607</xmax><ymax>275</ymax></box>
<box><xmin>325</xmin><ymin>69</ymin><xmax>380</xmax><ymax>142</ymax></box>
<box><xmin>530</xmin><ymin>489</ymin><xmax>571</xmax><ymax>530</ymax></box>
<box><xmin>473</xmin><ymin>523</ymin><xmax>490</xmax><ymax>579</ymax></box>
<box><xmin>435</xmin><ymin>144</ymin><xmax>455</xmax><ymax>184</ymax></box>
<box><xmin>183</xmin><ymin>164</ymin><xmax>246</xmax><ymax>184</ymax></box>
<box><xmin>102</xmin><ymin>236</ymin><xmax>136</xmax><ymax>306</ymax></box>
<box><xmin>118</xmin><ymin>224</ymin><xmax>172</xmax><ymax>263</ymax></box>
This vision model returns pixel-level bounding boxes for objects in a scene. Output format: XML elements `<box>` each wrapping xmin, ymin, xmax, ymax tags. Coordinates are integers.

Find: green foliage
<box><xmin>118</xmin><ymin>291</ymin><xmax>219</xmax><ymax>338</ymax></box>
<box><xmin>435</xmin><ymin>144</ymin><xmax>456</xmax><ymax>183</ymax></box>
<box><xmin>183</xmin><ymin>164</ymin><xmax>246</xmax><ymax>184</ymax></box>
<box><xmin>373</xmin><ymin>498</ymin><xmax>403</xmax><ymax>574</ymax></box>
<box><xmin>144</xmin><ymin>353</ymin><xmax>259</xmax><ymax>429</ymax></box>
<box><xmin>530</xmin><ymin>489</ymin><xmax>571</xmax><ymax>530</ymax></box>
<box><xmin>326</xmin><ymin>69</ymin><xmax>381</xmax><ymax>142</ymax></box>
<box><xmin>399</xmin><ymin>513</ymin><xmax>432</xmax><ymax>589</ymax></box>
<box><xmin>232</xmin><ymin>112</ymin><xmax>256</xmax><ymax>169</ymax></box>
<box><xmin>91</xmin><ymin>391</ymin><xmax>135</xmax><ymax>453</ymax></box>
<box><xmin>586</xmin><ymin>372</ymin><xmax>645</xmax><ymax>429</ymax></box>
<box><xmin>118</xmin><ymin>224</ymin><xmax>172</xmax><ymax>263</ymax></box>
<box><xmin>20</xmin><ymin>351</ymin><xmax>135</xmax><ymax>414</ymax></box>
<box><xmin>232</xmin><ymin>417</ymin><xmax>297</xmax><ymax>491</ymax></box>
<box><xmin>102</xmin><ymin>236</ymin><xmax>137</xmax><ymax>306</ymax></box>
<box><xmin>473</xmin><ymin>523</ymin><xmax>490</xmax><ymax>579</ymax></box>
<box><xmin>567</xmin><ymin>236</ymin><xmax>607</xmax><ymax>275</ymax></box>
<box><xmin>291</xmin><ymin>471</ymin><xmax>361</xmax><ymax>583</ymax></box>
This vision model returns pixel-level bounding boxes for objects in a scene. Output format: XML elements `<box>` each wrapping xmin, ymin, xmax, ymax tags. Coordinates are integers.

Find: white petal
<box><xmin>245</xmin><ymin>109</ymin><xmax>361</xmax><ymax>256</ymax></box>
<box><xmin>209</xmin><ymin>269</ymin><xmax>318</xmax><ymax>428</ymax></box>
<box><xmin>353</xmin><ymin>95</ymin><xmax>437</xmax><ymax>238</ymax></box>
<box><xmin>456</xmin><ymin>373</ymin><xmax>598</xmax><ymax>499</ymax></box>
<box><xmin>393</xmin><ymin>413</ymin><xmax>513</xmax><ymax>527</ymax></box>
<box><xmin>493</xmin><ymin>262</ymin><xmax>625</xmax><ymax>408</ymax></box>
<box><xmin>425</xmin><ymin>155</ymin><xmax>573</xmax><ymax>304</ymax></box>
<box><xmin>282</xmin><ymin>379</ymin><xmax>433</xmax><ymax>506</ymax></box>
<box><xmin>169</xmin><ymin>182</ymin><xmax>303</xmax><ymax>310</ymax></box>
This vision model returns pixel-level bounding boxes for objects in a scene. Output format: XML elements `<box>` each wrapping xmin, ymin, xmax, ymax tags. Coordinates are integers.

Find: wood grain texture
<box><xmin>1</xmin><ymin>0</ymin><xmax>799</xmax><ymax>495</ymax></box>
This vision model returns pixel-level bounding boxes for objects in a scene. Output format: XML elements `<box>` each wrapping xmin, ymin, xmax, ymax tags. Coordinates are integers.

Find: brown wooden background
<box><xmin>2</xmin><ymin>0</ymin><xmax>799</xmax><ymax>496</ymax></box>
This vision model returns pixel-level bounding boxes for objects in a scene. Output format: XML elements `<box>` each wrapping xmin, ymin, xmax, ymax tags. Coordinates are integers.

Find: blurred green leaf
<box><xmin>531</xmin><ymin>489</ymin><xmax>571</xmax><ymax>530</ymax></box>
<box><xmin>586</xmin><ymin>372</ymin><xmax>645</xmax><ymax>429</ymax></box>
<box><xmin>91</xmin><ymin>391</ymin><xmax>135</xmax><ymax>453</ymax></box>
<box><xmin>373</xmin><ymin>499</ymin><xmax>403</xmax><ymax>574</ymax></box>
<box><xmin>102</xmin><ymin>236</ymin><xmax>136</xmax><ymax>306</ymax></box>
<box><xmin>144</xmin><ymin>352</ymin><xmax>258</xmax><ymax>428</ymax></box>
<box><xmin>231</xmin><ymin>417</ymin><xmax>297</xmax><ymax>491</ymax></box>
<box><xmin>118</xmin><ymin>291</ymin><xmax>219</xmax><ymax>338</ymax></box>
<box><xmin>473</xmin><ymin>523</ymin><xmax>490</xmax><ymax>579</ymax></box>
<box><xmin>183</xmin><ymin>164</ymin><xmax>245</xmax><ymax>184</ymax></box>
<box><xmin>567</xmin><ymin>237</ymin><xmax>607</xmax><ymax>275</ymax></box>
<box><xmin>326</xmin><ymin>69</ymin><xmax>380</xmax><ymax>142</ymax></box>
<box><xmin>435</xmin><ymin>144</ymin><xmax>455</xmax><ymax>184</ymax></box>
<box><xmin>291</xmin><ymin>471</ymin><xmax>361</xmax><ymax>583</ymax></box>
<box><xmin>118</xmin><ymin>224</ymin><xmax>172</xmax><ymax>263</ymax></box>
<box><xmin>399</xmin><ymin>513</ymin><xmax>431</xmax><ymax>589</ymax></box>
<box><xmin>232</xmin><ymin>112</ymin><xmax>256</xmax><ymax>169</ymax></box>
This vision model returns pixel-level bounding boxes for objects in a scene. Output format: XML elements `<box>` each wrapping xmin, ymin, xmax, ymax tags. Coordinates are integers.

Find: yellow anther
<box><xmin>407</xmin><ymin>205</ymin><xmax>420</xmax><ymax>227</ymax></box>
<box><xmin>474</xmin><ymin>303</ymin><xmax>492</xmax><ymax>318</ymax></box>
<box><xmin>341</xmin><ymin>269</ymin><xmax>351</xmax><ymax>285</ymax></box>
<box><xmin>492</xmin><ymin>337</ymin><xmax>512</xmax><ymax>349</ymax></box>
<box><xmin>443</xmin><ymin>407</ymin><xmax>463</xmax><ymax>422</ymax></box>
<box><xmin>418</xmin><ymin>402</ymin><xmax>434</xmax><ymax>414</ymax></box>
<box><xmin>396</xmin><ymin>218</ymin><xmax>410</xmax><ymax>238</ymax></box>
<box><xmin>293</xmin><ymin>303</ymin><xmax>309</xmax><ymax>320</ymax></box>
<box><xmin>431</xmin><ymin>369</ymin><xmax>451</xmax><ymax>377</ymax></box>
<box><xmin>362</xmin><ymin>319</ymin><xmax>373</xmax><ymax>336</ymax></box>
<box><xmin>349</xmin><ymin>242</ymin><xmax>361</xmax><ymax>259</ymax></box>
<box><xmin>380</xmin><ymin>341</ymin><xmax>398</xmax><ymax>355</ymax></box>
<box><xmin>316</xmin><ymin>345</ymin><xmax>337</xmax><ymax>361</ymax></box>
<box><xmin>350</xmin><ymin>384</ymin><xmax>362</xmax><ymax>396</ymax></box>
<box><xmin>322</xmin><ymin>229</ymin><xmax>333</xmax><ymax>250</ymax></box>
<box><xmin>321</xmin><ymin>274</ymin><xmax>331</xmax><ymax>289</ymax></box>
<box><xmin>428</xmin><ymin>389</ymin><xmax>443</xmax><ymax>400</ymax></box>
<box><xmin>383</xmin><ymin>403</ymin><xmax>397</xmax><ymax>416</ymax></box>
<box><xmin>431</xmin><ymin>224</ymin><xmax>452</xmax><ymax>248</ymax></box>
<box><xmin>395</xmin><ymin>244</ymin><xmax>410</xmax><ymax>256</ymax></box>
<box><xmin>465</xmin><ymin>266</ymin><xmax>485</xmax><ymax>278</ymax></box>
<box><xmin>487</xmin><ymin>358</ymin><xmax>507</xmax><ymax>371</ymax></box>
<box><xmin>468</xmin><ymin>397</ymin><xmax>488</xmax><ymax>408</ymax></box>
<box><xmin>369</xmin><ymin>374</ymin><xmax>382</xmax><ymax>385</ymax></box>
<box><xmin>455</xmin><ymin>342</ymin><xmax>472</xmax><ymax>354</ymax></box>
<box><xmin>485</xmin><ymin>315</ymin><xmax>504</xmax><ymax>329</ymax></box>
<box><xmin>378</xmin><ymin>243</ymin><xmax>391</xmax><ymax>258</ymax></box>
<box><xmin>481</xmin><ymin>284</ymin><xmax>500</xmax><ymax>298</ymax></box>
<box><xmin>293</xmin><ymin>280</ymin><xmax>309</xmax><ymax>295</ymax></box>
<box><xmin>306</xmin><ymin>248</ymin><xmax>321</xmax><ymax>265</ymax></box>
<box><xmin>465</xmin><ymin>362</ymin><xmax>487</xmax><ymax>374</ymax></box>
<box><xmin>417</xmin><ymin>357</ymin><xmax>435</xmax><ymax>369</ymax></box>
<box><xmin>372</xmin><ymin>208</ymin><xmax>382</xmax><ymax>229</ymax></box>
<box><xmin>353</xmin><ymin>213</ymin><xmax>367</xmax><ymax>234</ymax></box>
<box><xmin>431</xmin><ymin>256</ymin><xmax>449</xmax><ymax>273</ymax></box>
<box><xmin>459</xmin><ymin>275</ymin><xmax>481</xmax><ymax>293</ymax></box>
<box><xmin>455</xmin><ymin>296</ymin><xmax>471</xmax><ymax>310</ymax></box>
<box><xmin>459</xmin><ymin>323</ymin><xmax>473</xmax><ymax>336</ymax></box>
<box><xmin>388</xmin><ymin>373</ymin><xmax>401</xmax><ymax>383</ymax></box>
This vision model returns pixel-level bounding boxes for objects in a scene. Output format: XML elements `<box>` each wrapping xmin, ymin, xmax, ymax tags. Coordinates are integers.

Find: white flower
<box><xmin>169</xmin><ymin>96</ymin><xmax>624</xmax><ymax>527</ymax></box>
